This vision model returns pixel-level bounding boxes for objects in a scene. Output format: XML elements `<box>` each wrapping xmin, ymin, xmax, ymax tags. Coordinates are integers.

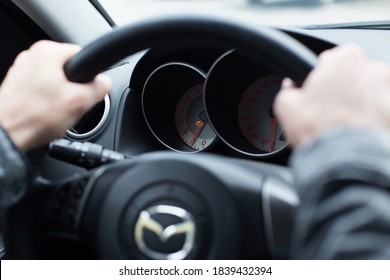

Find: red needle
<box><xmin>189</xmin><ymin>120</ymin><xmax>204</xmax><ymax>146</ymax></box>
<box><xmin>270</xmin><ymin>118</ymin><xmax>276</xmax><ymax>152</ymax></box>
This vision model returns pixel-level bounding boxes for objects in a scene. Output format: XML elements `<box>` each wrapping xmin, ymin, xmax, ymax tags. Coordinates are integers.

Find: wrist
<box><xmin>0</xmin><ymin>116</ymin><xmax>35</xmax><ymax>151</ymax></box>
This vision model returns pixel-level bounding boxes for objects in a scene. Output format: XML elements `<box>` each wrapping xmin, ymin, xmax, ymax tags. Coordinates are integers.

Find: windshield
<box><xmin>99</xmin><ymin>0</ymin><xmax>390</xmax><ymax>28</ymax></box>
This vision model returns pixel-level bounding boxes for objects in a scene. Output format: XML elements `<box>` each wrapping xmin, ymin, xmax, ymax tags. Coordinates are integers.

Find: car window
<box><xmin>99</xmin><ymin>0</ymin><xmax>390</xmax><ymax>27</ymax></box>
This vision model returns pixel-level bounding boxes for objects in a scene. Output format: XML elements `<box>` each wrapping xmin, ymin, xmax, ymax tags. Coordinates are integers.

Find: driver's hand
<box><xmin>274</xmin><ymin>44</ymin><xmax>390</xmax><ymax>148</ymax></box>
<box><xmin>0</xmin><ymin>40</ymin><xmax>112</xmax><ymax>151</ymax></box>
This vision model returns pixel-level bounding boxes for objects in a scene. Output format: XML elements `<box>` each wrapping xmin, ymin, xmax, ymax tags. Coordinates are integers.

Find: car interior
<box><xmin>0</xmin><ymin>0</ymin><xmax>390</xmax><ymax>259</ymax></box>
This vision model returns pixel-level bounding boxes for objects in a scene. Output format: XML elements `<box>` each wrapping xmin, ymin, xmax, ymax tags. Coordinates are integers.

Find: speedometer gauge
<box><xmin>175</xmin><ymin>83</ymin><xmax>216</xmax><ymax>151</ymax></box>
<box><xmin>238</xmin><ymin>74</ymin><xmax>287</xmax><ymax>153</ymax></box>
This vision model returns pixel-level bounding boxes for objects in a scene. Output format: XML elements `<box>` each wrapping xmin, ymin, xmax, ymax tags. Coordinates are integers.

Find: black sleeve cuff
<box><xmin>289</xmin><ymin>127</ymin><xmax>390</xmax><ymax>201</ymax></box>
<box><xmin>0</xmin><ymin>127</ymin><xmax>30</xmax><ymax>209</ymax></box>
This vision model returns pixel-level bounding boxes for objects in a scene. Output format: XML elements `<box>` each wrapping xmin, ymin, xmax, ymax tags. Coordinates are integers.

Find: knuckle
<box><xmin>340</xmin><ymin>44</ymin><xmax>365</xmax><ymax>56</ymax></box>
<box><xmin>337</xmin><ymin>45</ymin><xmax>366</xmax><ymax>63</ymax></box>
<box><xmin>318</xmin><ymin>49</ymin><xmax>333</xmax><ymax>61</ymax></box>
<box><xmin>372</xmin><ymin>61</ymin><xmax>390</xmax><ymax>75</ymax></box>
<box><xmin>318</xmin><ymin>44</ymin><xmax>366</xmax><ymax>65</ymax></box>
<box><xmin>29</xmin><ymin>41</ymin><xmax>46</xmax><ymax>52</ymax></box>
<box><xmin>30</xmin><ymin>40</ymin><xmax>53</xmax><ymax>51</ymax></box>
<box><xmin>13</xmin><ymin>50</ymin><xmax>29</xmax><ymax>64</ymax></box>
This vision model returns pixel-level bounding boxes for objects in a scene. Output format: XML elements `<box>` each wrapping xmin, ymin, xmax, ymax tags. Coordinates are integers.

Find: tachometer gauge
<box><xmin>175</xmin><ymin>83</ymin><xmax>217</xmax><ymax>151</ymax></box>
<box><xmin>143</xmin><ymin>62</ymin><xmax>217</xmax><ymax>153</ymax></box>
<box><xmin>238</xmin><ymin>74</ymin><xmax>287</xmax><ymax>153</ymax></box>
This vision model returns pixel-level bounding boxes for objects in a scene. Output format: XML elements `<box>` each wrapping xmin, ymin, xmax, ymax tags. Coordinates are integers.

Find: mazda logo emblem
<box><xmin>134</xmin><ymin>205</ymin><xmax>196</xmax><ymax>260</ymax></box>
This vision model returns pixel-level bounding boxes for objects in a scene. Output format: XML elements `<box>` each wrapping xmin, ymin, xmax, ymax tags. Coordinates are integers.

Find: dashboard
<box><xmin>64</xmin><ymin>31</ymin><xmax>334</xmax><ymax>169</ymax></box>
<box><xmin>3</xmin><ymin>1</ymin><xmax>390</xmax><ymax>170</ymax></box>
<box><xmin>2</xmin><ymin>2</ymin><xmax>389</xmax><ymax>172</ymax></box>
<box><xmin>2</xmin><ymin>0</ymin><xmax>390</xmax><ymax>259</ymax></box>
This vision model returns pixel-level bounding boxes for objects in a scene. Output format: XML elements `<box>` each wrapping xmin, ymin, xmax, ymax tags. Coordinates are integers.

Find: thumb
<box><xmin>274</xmin><ymin>79</ymin><xmax>304</xmax><ymax>147</ymax></box>
<box><xmin>280</xmin><ymin>77</ymin><xmax>296</xmax><ymax>90</ymax></box>
<box><xmin>274</xmin><ymin>78</ymin><xmax>300</xmax><ymax>119</ymax></box>
<box><xmin>274</xmin><ymin>85</ymin><xmax>302</xmax><ymax>123</ymax></box>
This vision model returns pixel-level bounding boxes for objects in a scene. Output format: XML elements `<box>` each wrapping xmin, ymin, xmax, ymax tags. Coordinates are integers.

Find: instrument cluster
<box><xmin>141</xmin><ymin>50</ymin><xmax>289</xmax><ymax>159</ymax></box>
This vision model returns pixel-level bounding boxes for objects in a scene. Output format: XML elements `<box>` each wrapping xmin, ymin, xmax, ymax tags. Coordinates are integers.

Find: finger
<box><xmin>281</xmin><ymin>77</ymin><xmax>296</xmax><ymax>90</ymax></box>
<box><xmin>64</xmin><ymin>74</ymin><xmax>111</xmax><ymax>114</ymax></box>
<box><xmin>337</xmin><ymin>44</ymin><xmax>366</xmax><ymax>58</ymax></box>
<box><xmin>274</xmin><ymin>87</ymin><xmax>304</xmax><ymax>146</ymax></box>
<box><xmin>57</xmin><ymin>43</ymin><xmax>83</xmax><ymax>62</ymax></box>
<box><xmin>318</xmin><ymin>44</ymin><xmax>367</xmax><ymax>69</ymax></box>
<box><xmin>93</xmin><ymin>74</ymin><xmax>112</xmax><ymax>99</ymax></box>
<box><xmin>274</xmin><ymin>88</ymin><xmax>301</xmax><ymax>121</ymax></box>
<box><xmin>30</xmin><ymin>40</ymin><xmax>82</xmax><ymax>64</ymax></box>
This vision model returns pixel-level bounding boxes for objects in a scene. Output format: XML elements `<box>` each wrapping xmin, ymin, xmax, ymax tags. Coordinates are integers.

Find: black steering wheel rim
<box><xmin>5</xmin><ymin>15</ymin><xmax>317</xmax><ymax>260</ymax></box>
<box><xmin>63</xmin><ymin>15</ymin><xmax>317</xmax><ymax>259</ymax></box>
<box><xmin>65</xmin><ymin>15</ymin><xmax>317</xmax><ymax>84</ymax></box>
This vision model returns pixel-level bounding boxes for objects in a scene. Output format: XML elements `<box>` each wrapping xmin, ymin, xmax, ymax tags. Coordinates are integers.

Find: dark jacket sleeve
<box><xmin>0</xmin><ymin>128</ymin><xmax>29</xmax><ymax>210</ymax></box>
<box><xmin>289</xmin><ymin>127</ymin><xmax>390</xmax><ymax>259</ymax></box>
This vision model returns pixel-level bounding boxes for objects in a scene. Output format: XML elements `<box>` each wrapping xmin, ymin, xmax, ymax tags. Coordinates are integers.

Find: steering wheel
<box><xmin>3</xmin><ymin>16</ymin><xmax>317</xmax><ymax>259</ymax></box>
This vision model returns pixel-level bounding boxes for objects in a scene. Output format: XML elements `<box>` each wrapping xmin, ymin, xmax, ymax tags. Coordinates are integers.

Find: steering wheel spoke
<box><xmin>2</xmin><ymin>174</ymin><xmax>92</xmax><ymax>259</ymax></box>
<box><xmin>45</xmin><ymin>175</ymin><xmax>90</xmax><ymax>240</ymax></box>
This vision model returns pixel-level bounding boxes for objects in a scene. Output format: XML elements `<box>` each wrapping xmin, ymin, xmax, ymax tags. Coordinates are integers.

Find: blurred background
<box><xmin>99</xmin><ymin>0</ymin><xmax>390</xmax><ymax>27</ymax></box>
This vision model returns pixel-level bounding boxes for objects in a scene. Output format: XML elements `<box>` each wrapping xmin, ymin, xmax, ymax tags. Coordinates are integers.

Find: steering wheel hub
<box><xmin>5</xmin><ymin>15</ymin><xmax>315</xmax><ymax>259</ymax></box>
<box><xmin>121</xmin><ymin>182</ymin><xmax>210</xmax><ymax>260</ymax></box>
<box><xmin>83</xmin><ymin>155</ymin><xmax>240</xmax><ymax>259</ymax></box>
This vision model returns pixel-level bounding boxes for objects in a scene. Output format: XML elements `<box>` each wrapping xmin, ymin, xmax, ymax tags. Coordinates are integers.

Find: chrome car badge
<box><xmin>134</xmin><ymin>204</ymin><xmax>196</xmax><ymax>260</ymax></box>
